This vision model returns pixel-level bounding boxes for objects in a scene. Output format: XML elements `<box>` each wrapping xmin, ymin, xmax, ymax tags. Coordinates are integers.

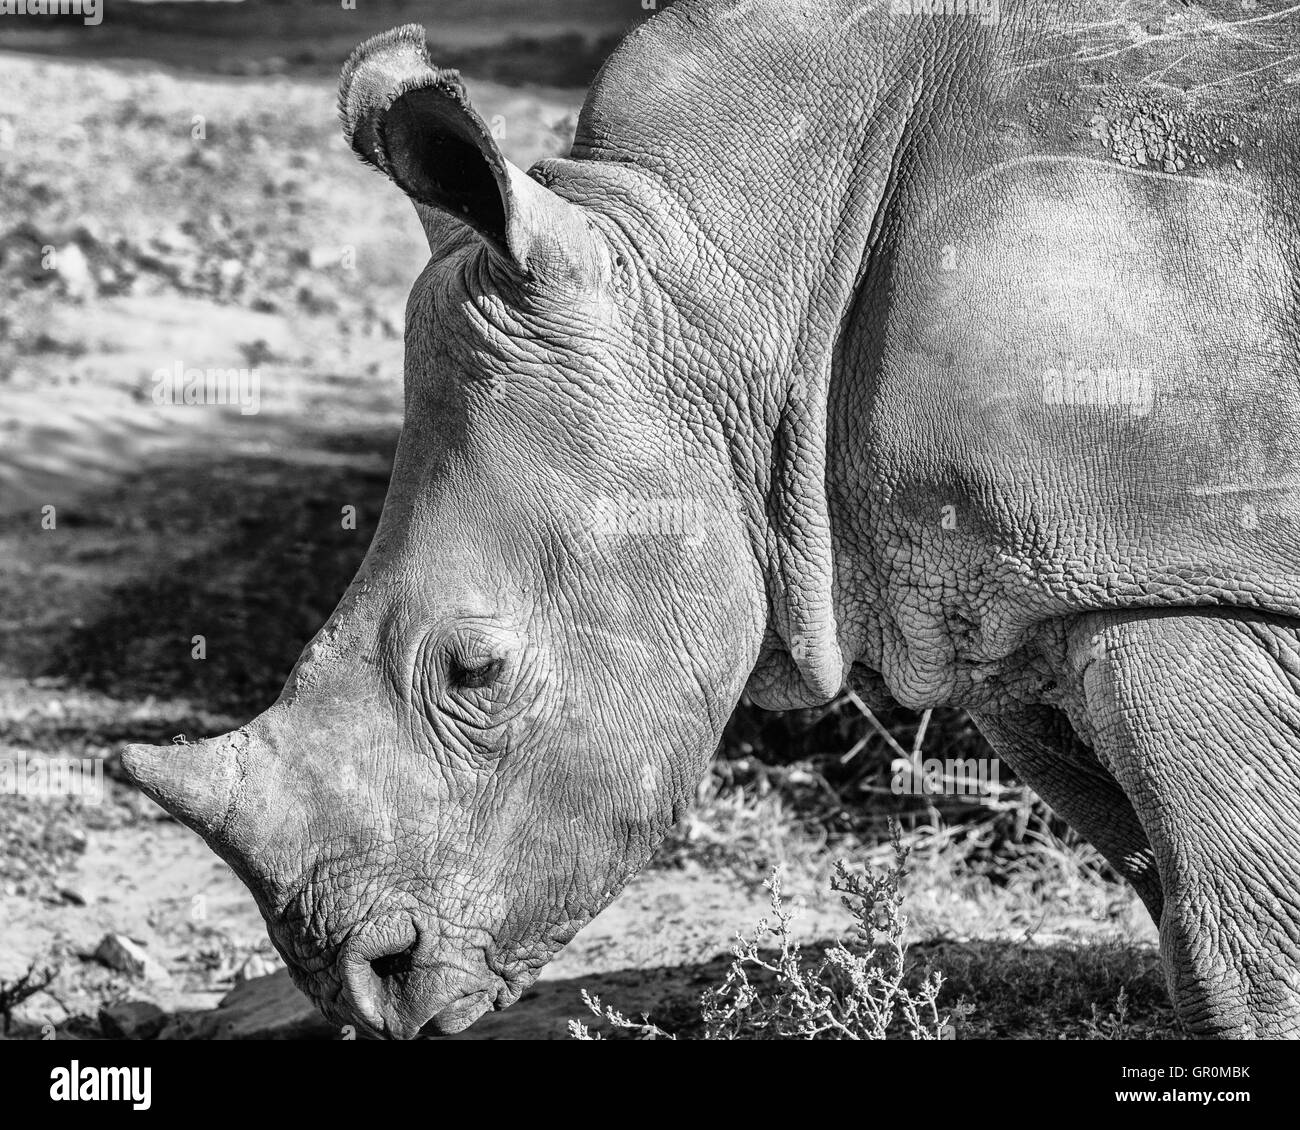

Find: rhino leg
<box><xmin>969</xmin><ymin>705</ymin><xmax>1162</xmax><ymax>922</ymax></box>
<box><xmin>1070</xmin><ymin>610</ymin><xmax>1300</xmax><ymax>1038</ymax></box>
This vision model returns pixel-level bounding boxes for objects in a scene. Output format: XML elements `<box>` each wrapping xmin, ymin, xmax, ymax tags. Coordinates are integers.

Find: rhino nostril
<box><xmin>338</xmin><ymin>920</ymin><xmax>423</xmax><ymax>1037</ymax></box>
<box><xmin>338</xmin><ymin>923</ymin><xmax>491</xmax><ymax>1038</ymax></box>
<box><xmin>370</xmin><ymin>943</ymin><xmax>415</xmax><ymax>983</ymax></box>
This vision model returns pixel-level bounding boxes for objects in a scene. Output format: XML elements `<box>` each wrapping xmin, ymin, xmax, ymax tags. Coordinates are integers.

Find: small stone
<box><xmin>54</xmin><ymin>242</ymin><xmax>93</xmax><ymax>300</ymax></box>
<box><xmin>234</xmin><ymin>954</ymin><xmax>276</xmax><ymax>983</ymax></box>
<box><xmin>93</xmin><ymin>933</ymin><xmax>159</xmax><ymax>979</ymax></box>
<box><xmin>100</xmin><ymin>1000</ymin><xmax>167</xmax><ymax>1040</ymax></box>
<box><xmin>218</xmin><ymin>258</ymin><xmax>243</xmax><ymax>287</ymax></box>
<box><xmin>58</xmin><ymin>887</ymin><xmax>86</xmax><ymax>906</ymax></box>
<box><xmin>307</xmin><ymin>245</ymin><xmax>339</xmax><ymax>270</ymax></box>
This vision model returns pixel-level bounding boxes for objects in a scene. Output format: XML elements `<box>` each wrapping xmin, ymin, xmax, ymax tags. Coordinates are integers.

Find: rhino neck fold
<box><xmin>554</xmin><ymin>0</ymin><xmax>927</xmax><ymax>706</ymax></box>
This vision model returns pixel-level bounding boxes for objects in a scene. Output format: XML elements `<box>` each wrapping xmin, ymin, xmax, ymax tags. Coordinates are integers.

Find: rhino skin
<box><xmin>122</xmin><ymin>0</ymin><xmax>1300</xmax><ymax>1038</ymax></box>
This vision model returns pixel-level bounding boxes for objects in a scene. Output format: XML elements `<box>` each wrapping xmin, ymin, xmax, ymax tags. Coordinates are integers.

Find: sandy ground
<box><xmin>0</xmin><ymin>789</ymin><xmax>850</xmax><ymax>1037</ymax></box>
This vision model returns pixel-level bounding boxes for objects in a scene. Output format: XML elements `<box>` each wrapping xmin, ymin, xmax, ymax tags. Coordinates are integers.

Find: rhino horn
<box><xmin>120</xmin><ymin>730</ymin><xmax>246</xmax><ymax>840</ymax></box>
<box><xmin>337</xmin><ymin>23</ymin><xmax>600</xmax><ymax>283</ymax></box>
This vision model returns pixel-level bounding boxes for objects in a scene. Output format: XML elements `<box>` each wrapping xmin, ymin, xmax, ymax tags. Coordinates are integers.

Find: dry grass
<box><xmin>635</xmin><ymin>694</ymin><xmax>1170</xmax><ymax>1040</ymax></box>
<box><xmin>576</xmin><ymin>834</ymin><xmax>1175</xmax><ymax>1041</ymax></box>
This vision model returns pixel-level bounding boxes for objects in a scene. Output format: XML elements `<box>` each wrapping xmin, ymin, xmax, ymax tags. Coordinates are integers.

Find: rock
<box><xmin>218</xmin><ymin>257</ymin><xmax>243</xmax><ymax>281</ymax></box>
<box><xmin>159</xmin><ymin>969</ymin><xmax>336</xmax><ymax>1040</ymax></box>
<box><xmin>71</xmin><ymin>219</ymin><xmax>103</xmax><ymax>247</ymax></box>
<box><xmin>15</xmin><ymin>993</ymin><xmax>70</xmax><ymax>1031</ymax></box>
<box><xmin>100</xmin><ymin>1000</ymin><xmax>167</xmax><ymax>1040</ymax></box>
<box><xmin>54</xmin><ymin>242</ymin><xmax>93</xmax><ymax>300</ymax></box>
<box><xmin>152</xmin><ymin>224</ymin><xmax>192</xmax><ymax>253</ymax></box>
<box><xmin>234</xmin><ymin>953</ymin><xmax>276</xmax><ymax>983</ymax></box>
<box><xmin>307</xmin><ymin>245</ymin><xmax>341</xmax><ymax>270</ymax></box>
<box><xmin>93</xmin><ymin>933</ymin><xmax>165</xmax><ymax>981</ymax></box>
<box><xmin>185</xmin><ymin>146</ymin><xmax>224</xmax><ymax>172</ymax></box>
<box><xmin>58</xmin><ymin>887</ymin><xmax>86</xmax><ymax>906</ymax></box>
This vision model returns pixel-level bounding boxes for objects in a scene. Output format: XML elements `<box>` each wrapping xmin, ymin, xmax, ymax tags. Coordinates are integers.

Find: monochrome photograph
<box><xmin>0</xmin><ymin>0</ymin><xmax>1294</xmax><ymax>1098</ymax></box>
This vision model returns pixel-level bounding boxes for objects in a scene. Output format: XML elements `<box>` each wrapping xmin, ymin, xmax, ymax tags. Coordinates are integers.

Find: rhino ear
<box><xmin>339</xmin><ymin>24</ymin><xmax>599</xmax><ymax>283</ymax></box>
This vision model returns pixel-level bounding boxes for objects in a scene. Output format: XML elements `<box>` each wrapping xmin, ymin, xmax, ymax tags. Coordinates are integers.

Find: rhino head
<box><xmin>120</xmin><ymin>24</ymin><xmax>844</xmax><ymax>1038</ymax></box>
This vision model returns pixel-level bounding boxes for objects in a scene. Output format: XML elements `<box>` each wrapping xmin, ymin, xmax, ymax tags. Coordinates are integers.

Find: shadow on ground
<box><xmin>1</xmin><ymin>413</ymin><xmax>396</xmax><ymax>718</ymax></box>
<box><xmin>0</xmin><ymin>0</ymin><xmax>653</xmax><ymax>87</ymax></box>
<box><xmin>3</xmin><ymin>934</ymin><xmax>1179</xmax><ymax>1041</ymax></box>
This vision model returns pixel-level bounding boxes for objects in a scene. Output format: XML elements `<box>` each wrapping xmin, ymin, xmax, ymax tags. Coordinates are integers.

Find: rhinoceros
<box><xmin>122</xmin><ymin>0</ymin><xmax>1300</xmax><ymax>1038</ymax></box>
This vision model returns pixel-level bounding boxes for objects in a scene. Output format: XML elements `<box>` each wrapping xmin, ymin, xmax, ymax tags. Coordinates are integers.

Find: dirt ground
<box><xmin>0</xmin><ymin>39</ymin><xmax>1167</xmax><ymax>1040</ymax></box>
<box><xmin>0</xmin><ymin>749</ymin><xmax>848</xmax><ymax>1038</ymax></box>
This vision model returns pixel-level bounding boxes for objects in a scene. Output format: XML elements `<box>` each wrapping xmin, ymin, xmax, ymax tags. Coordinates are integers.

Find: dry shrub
<box><xmin>572</xmin><ymin>831</ymin><xmax>968</xmax><ymax>1041</ymax></box>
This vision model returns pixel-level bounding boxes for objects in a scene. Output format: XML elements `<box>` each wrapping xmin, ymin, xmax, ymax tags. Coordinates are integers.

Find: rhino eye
<box><xmin>447</xmin><ymin>656</ymin><xmax>504</xmax><ymax>690</ymax></box>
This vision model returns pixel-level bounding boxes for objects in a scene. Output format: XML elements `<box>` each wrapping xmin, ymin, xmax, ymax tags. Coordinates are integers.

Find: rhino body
<box><xmin>124</xmin><ymin>0</ymin><xmax>1300</xmax><ymax>1038</ymax></box>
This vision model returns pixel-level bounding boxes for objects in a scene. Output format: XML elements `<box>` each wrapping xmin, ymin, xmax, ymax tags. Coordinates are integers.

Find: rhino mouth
<box><xmin>324</xmin><ymin>913</ymin><xmax>512</xmax><ymax>1039</ymax></box>
<box><xmin>418</xmin><ymin>990</ymin><xmax>496</xmax><ymax>1037</ymax></box>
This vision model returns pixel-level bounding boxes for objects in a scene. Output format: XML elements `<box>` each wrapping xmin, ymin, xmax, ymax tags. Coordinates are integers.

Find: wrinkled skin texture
<box><xmin>123</xmin><ymin>0</ymin><xmax>1300</xmax><ymax>1037</ymax></box>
